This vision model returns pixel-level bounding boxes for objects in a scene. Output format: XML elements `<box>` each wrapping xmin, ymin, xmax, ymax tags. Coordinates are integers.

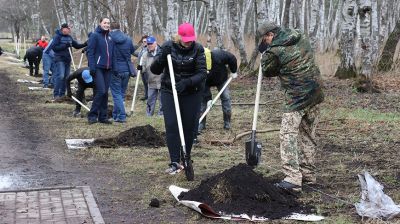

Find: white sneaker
<box><xmin>165</xmin><ymin>162</ymin><xmax>184</xmax><ymax>175</ymax></box>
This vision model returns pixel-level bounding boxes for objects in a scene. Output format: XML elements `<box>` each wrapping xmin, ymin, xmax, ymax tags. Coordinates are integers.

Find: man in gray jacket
<box><xmin>138</xmin><ymin>36</ymin><xmax>162</xmax><ymax>116</ymax></box>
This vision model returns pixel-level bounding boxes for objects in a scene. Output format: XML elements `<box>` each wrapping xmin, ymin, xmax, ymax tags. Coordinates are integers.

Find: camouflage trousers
<box><xmin>280</xmin><ymin>104</ymin><xmax>321</xmax><ymax>186</ymax></box>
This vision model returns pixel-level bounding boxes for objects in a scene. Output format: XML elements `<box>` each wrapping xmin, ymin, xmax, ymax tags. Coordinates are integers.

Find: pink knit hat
<box><xmin>178</xmin><ymin>23</ymin><xmax>196</xmax><ymax>42</ymax></box>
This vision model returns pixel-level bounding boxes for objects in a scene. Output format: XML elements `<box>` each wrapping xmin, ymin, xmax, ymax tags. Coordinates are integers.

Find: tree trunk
<box><xmin>143</xmin><ymin>0</ymin><xmax>153</xmax><ymax>35</ymax></box>
<box><xmin>248</xmin><ymin>0</ymin><xmax>267</xmax><ymax>71</ymax></box>
<box><xmin>377</xmin><ymin>21</ymin><xmax>400</xmax><ymax>71</ymax></box>
<box><xmin>282</xmin><ymin>0</ymin><xmax>291</xmax><ymax>28</ymax></box>
<box><xmin>357</xmin><ymin>0</ymin><xmax>373</xmax><ymax>80</ymax></box>
<box><xmin>308</xmin><ymin>0</ymin><xmax>319</xmax><ymax>51</ymax></box>
<box><xmin>228</xmin><ymin>0</ymin><xmax>248</xmax><ymax>67</ymax></box>
<box><xmin>335</xmin><ymin>0</ymin><xmax>357</xmax><ymax>79</ymax></box>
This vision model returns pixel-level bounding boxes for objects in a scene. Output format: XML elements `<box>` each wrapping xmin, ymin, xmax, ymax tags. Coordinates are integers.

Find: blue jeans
<box><xmin>110</xmin><ymin>72</ymin><xmax>130</xmax><ymax>121</ymax></box>
<box><xmin>42</xmin><ymin>53</ymin><xmax>56</xmax><ymax>86</ymax></box>
<box><xmin>146</xmin><ymin>88</ymin><xmax>162</xmax><ymax>116</ymax></box>
<box><xmin>53</xmin><ymin>61</ymin><xmax>71</xmax><ymax>97</ymax></box>
<box><xmin>200</xmin><ymin>82</ymin><xmax>232</xmax><ymax>125</ymax></box>
<box><xmin>88</xmin><ymin>68</ymin><xmax>111</xmax><ymax>122</ymax></box>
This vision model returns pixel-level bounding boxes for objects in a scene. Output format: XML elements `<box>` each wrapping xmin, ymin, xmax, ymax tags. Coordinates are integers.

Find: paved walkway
<box><xmin>0</xmin><ymin>186</ymin><xmax>104</xmax><ymax>224</ymax></box>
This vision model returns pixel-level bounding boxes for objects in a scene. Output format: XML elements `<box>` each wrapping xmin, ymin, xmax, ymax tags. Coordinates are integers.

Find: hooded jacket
<box><xmin>109</xmin><ymin>29</ymin><xmax>135</xmax><ymax>74</ymax></box>
<box><xmin>24</xmin><ymin>46</ymin><xmax>43</xmax><ymax>62</ymax></box>
<box><xmin>206</xmin><ymin>49</ymin><xmax>237</xmax><ymax>86</ymax></box>
<box><xmin>150</xmin><ymin>40</ymin><xmax>206</xmax><ymax>95</ymax></box>
<box><xmin>87</xmin><ymin>26</ymin><xmax>114</xmax><ymax>72</ymax></box>
<box><xmin>261</xmin><ymin>28</ymin><xmax>324</xmax><ymax>112</ymax></box>
<box><xmin>142</xmin><ymin>46</ymin><xmax>162</xmax><ymax>89</ymax></box>
<box><xmin>49</xmin><ymin>29</ymin><xmax>86</xmax><ymax>63</ymax></box>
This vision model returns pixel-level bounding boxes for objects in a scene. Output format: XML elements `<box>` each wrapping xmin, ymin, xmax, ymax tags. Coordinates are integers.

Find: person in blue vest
<box><xmin>48</xmin><ymin>23</ymin><xmax>87</xmax><ymax>99</ymax></box>
<box><xmin>86</xmin><ymin>17</ymin><xmax>114</xmax><ymax>124</ymax></box>
<box><xmin>109</xmin><ymin>22</ymin><xmax>136</xmax><ymax>123</ymax></box>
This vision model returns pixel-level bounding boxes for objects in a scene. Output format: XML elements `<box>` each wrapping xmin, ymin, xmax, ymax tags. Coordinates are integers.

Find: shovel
<box><xmin>245</xmin><ymin>62</ymin><xmax>263</xmax><ymax>167</ymax></box>
<box><xmin>167</xmin><ymin>54</ymin><xmax>194</xmax><ymax>181</ymax></box>
<box><xmin>198</xmin><ymin>76</ymin><xmax>233</xmax><ymax>124</ymax></box>
<box><xmin>71</xmin><ymin>95</ymin><xmax>90</xmax><ymax>111</ymax></box>
<box><xmin>127</xmin><ymin>57</ymin><xmax>143</xmax><ymax>117</ymax></box>
<box><xmin>78</xmin><ymin>51</ymin><xmax>84</xmax><ymax>69</ymax></box>
<box><xmin>68</xmin><ymin>47</ymin><xmax>76</xmax><ymax>71</ymax></box>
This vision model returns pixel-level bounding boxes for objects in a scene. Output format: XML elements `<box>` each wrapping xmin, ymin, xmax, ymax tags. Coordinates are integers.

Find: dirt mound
<box><xmin>178</xmin><ymin>163</ymin><xmax>312</xmax><ymax>219</ymax></box>
<box><xmin>94</xmin><ymin>125</ymin><xmax>165</xmax><ymax>148</ymax></box>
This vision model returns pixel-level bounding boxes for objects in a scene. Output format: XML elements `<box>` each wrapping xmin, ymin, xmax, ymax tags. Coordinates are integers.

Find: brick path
<box><xmin>0</xmin><ymin>186</ymin><xmax>104</xmax><ymax>224</ymax></box>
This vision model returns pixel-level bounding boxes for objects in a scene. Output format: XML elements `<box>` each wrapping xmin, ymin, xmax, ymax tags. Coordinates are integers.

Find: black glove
<box><xmin>258</xmin><ymin>42</ymin><xmax>269</xmax><ymax>54</ymax></box>
<box><xmin>66</xmin><ymin>42</ymin><xmax>72</xmax><ymax>48</ymax></box>
<box><xmin>83</xmin><ymin>40</ymin><xmax>88</xmax><ymax>46</ymax></box>
<box><xmin>161</xmin><ymin>45</ymin><xmax>171</xmax><ymax>58</ymax></box>
<box><xmin>137</xmin><ymin>65</ymin><xmax>142</xmax><ymax>71</ymax></box>
<box><xmin>67</xmin><ymin>91</ymin><xmax>72</xmax><ymax>97</ymax></box>
<box><xmin>175</xmin><ymin>79</ymin><xmax>191</xmax><ymax>94</ymax></box>
<box><xmin>90</xmin><ymin>70</ymin><xmax>96</xmax><ymax>78</ymax></box>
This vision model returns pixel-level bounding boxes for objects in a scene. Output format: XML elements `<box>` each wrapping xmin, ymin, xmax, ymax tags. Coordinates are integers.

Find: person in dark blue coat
<box><xmin>150</xmin><ymin>23</ymin><xmax>207</xmax><ymax>175</ymax></box>
<box><xmin>109</xmin><ymin>22</ymin><xmax>136</xmax><ymax>123</ymax></box>
<box><xmin>48</xmin><ymin>23</ymin><xmax>87</xmax><ymax>98</ymax></box>
<box><xmin>87</xmin><ymin>17</ymin><xmax>114</xmax><ymax>124</ymax></box>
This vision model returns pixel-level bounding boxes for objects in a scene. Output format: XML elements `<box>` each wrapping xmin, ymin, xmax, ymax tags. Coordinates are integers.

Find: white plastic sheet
<box><xmin>65</xmin><ymin>139</ymin><xmax>94</xmax><ymax>150</ymax></box>
<box><xmin>355</xmin><ymin>171</ymin><xmax>400</xmax><ymax>220</ymax></box>
<box><xmin>17</xmin><ymin>79</ymin><xmax>40</xmax><ymax>84</ymax></box>
<box><xmin>169</xmin><ymin>185</ymin><xmax>324</xmax><ymax>222</ymax></box>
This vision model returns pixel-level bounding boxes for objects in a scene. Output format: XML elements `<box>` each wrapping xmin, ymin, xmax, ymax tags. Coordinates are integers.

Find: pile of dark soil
<box><xmin>179</xmin><ymin>163</ymin><xmax>312</xmax><ymax>219</ymax></box>
<box><xmin>93</xmin><ymin>124</ymin><xmax>165</xmax><ymax>148</ymax></box>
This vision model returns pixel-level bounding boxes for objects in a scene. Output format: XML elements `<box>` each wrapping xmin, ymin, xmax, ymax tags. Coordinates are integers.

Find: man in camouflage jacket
<box><xmin>258</xmin><ymin>21</ymin><xmax>324</xmax><ymax>192</ymax></box>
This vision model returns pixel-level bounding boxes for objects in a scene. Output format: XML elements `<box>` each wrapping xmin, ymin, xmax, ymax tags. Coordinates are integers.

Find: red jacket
<box><xmin>36</xmin><ymin>40</ymin><xmax>48</xmax><ymax>49</ymax></box>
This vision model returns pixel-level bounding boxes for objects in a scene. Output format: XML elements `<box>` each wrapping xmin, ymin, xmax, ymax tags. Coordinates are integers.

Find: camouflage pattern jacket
<box><xmin>261</xmin><ymin>28</ymin><xmax>324</xmax><ymax>112</ymax></box>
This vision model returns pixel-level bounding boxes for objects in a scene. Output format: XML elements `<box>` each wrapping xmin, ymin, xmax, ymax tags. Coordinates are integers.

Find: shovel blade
<box><xmin>245</xmin><ymin>139</ymin><xmax>262</xmax><ymax>166</ymax></box>
<box><xmin>184</xmin><ymin>158</ymin><xmax>194</xmax><ymax>181</ymax></box>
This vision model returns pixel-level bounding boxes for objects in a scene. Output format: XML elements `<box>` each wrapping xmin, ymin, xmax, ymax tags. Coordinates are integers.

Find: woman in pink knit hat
<box><xmin>150</xmin><ymin>23</ymin><xmax>206</xmax><ymax>175</ymax></box>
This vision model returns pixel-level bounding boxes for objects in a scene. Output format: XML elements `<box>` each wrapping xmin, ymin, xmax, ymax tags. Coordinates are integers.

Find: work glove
<box><xmin>231</xmin><ymin>72</ymin><xmax>238</xmax><ymax>79</ymax></box>
<box><xmin>90</xmin><ymin>70</ymin><xmax>96</xmax><ymax>78</ymax></box>
<box><xmin>137</xmin><ymin>65</ymin><xmax>143</xmax><ymax>71</ymax></box>
<box><xmin>83</xmin><ymin>40</ymin><xmax>88</xmax><ymax>46</ymax></box>
<box><xmin>66</xmin><ymin>42</ymin><xmax>72</xmax><ymax>48</ymax></box>
<box><xmin>175</xmin><ymin>79</ymin><xmax>191</xmax><ymax>94</ymax></box>
<box><xmin>161</xmin><ymin>45</ymin><xmax>171</xmax><ymax>59</ymax></box>
<box><xmin>67</xmin><ymin>91</ymin><xmax>72</xmax><ymax>98</ymax></box>
<box><xmin>258</xmin><ymin>42</ymin><xmax>269</xmax><ymax>54</ymax></box>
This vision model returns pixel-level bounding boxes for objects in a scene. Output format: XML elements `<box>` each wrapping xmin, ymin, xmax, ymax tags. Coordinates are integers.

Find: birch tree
<box><xmin>357</xmin><ymin>0</ymin><xmax>373</xmax><ymax>80</ymax></box>
<box><xmin>228</xmin><ymin>0</ymin><xmax>247</xmax><ymax>67</ymax></box>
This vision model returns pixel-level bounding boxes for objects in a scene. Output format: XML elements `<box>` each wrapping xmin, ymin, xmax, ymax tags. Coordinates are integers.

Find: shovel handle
<box><xmin>167</xmin><ymin>54</ymin><xmax>186</xmax><ymax>151</ymax></box>
<box><xmin>129</xmin><ymin>57</ymin><xmax>143</xmax><ymax>115</ymax></box>
<box><xmin>71</xmin><ymin>95</ymin><xmax>90</xmax><ymax>111</ymax></box>
<box><xmin>252</xmin><ymin>61</ymin><xmax>263</xmax><ymax>131</ymax></box>
<box><xmin>68</xmin><ymin>48</ymin><xmax>76</xmax><ymax>71</ymax></box>
<box><xmin>199</xmin><ymin>76</ymin><xmax>233</xmax><ymax>124</ymax></box>
<box><xmin>78</xmin><ymin>52</ymin><xmax>84</xmax><ymax>69</ymax></box>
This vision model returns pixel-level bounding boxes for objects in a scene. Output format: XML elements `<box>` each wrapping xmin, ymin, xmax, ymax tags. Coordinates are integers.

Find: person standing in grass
<box><xmin>36</xmin><ymin>36</ymin><xmax>48</xmax><ymax>49</ymax></box>
<box><xmin>258</xmin><ymin>21</ymin><xmax>324</xmax><ymax>192</ymax></box>
<box><xmin>42</xmin><ymin>39</ymin><xmax>56</xmax><ymax>88</ymax></box>
<box><xmin>138</xmin><ymin>36</ymin><xmax>163</xmax><ymax>117</ymax></box>
<box><xmin>151</xmin><ymin>23</ymin><xmax>206</xmax><ymax>174</ymax></box>
<box><xmin>49</xmin><ymin>23</ymin><xmax>87</xmax><ymax>99</ymax></box>
<box><xmin>87</xmin><ymin>17</ymin><xmax>114</xmax><ymax>124</ymax></box>
<box><xmin>109</xmin><ymin>22</ymin><xmax>136</xmax><ymax>123</ymax></box>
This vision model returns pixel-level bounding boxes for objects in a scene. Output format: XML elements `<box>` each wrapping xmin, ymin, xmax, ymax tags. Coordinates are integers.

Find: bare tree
<box><xmin>335</xmin><ymin>0</ymin><xmax>358</xmax><ymax>79</ymax></box>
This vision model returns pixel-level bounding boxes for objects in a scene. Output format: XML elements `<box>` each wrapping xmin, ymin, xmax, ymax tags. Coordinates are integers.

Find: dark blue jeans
<box><xmin>88</xmin><ymin>68</ymin><xmax>111</xmax><ymax>122</ymax></box>
<box><xmin>161</xmin><ymin>90</ymin><xmax>201</xmax><ymax>163</ymax></box>
<box><xmin>42</xmin><ymin>53</ymin><xmax>56</xmax><ymax>87</ymax></box>
<box><xmin>53</xmin><ymin>61</ymin><xmax>70</xmax><ymax>97</ymax></box>
<box><xmin>110</xmin><ymin>72</ymin><xmax>130</xmax><ymax>121</ymax></box>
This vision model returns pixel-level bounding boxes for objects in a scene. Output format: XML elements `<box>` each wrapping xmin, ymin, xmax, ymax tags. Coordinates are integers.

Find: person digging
<box><xmin>258</xmin><ymin>21</ymin><xmax>324</xmax><ymax>192</ymax></box>
<box><xmin>23</xmin><ymin>46</ymin><xmax>43</xmax><ymax>77</ymax></box>
<box><xmin>66</xmin><ymin>68</ymin><xmax>95</xmax><ymax>117</ymax></box>
<box><xmin>197</xmin><ymin>47</ymin><xmax>238</xmax><ymax>134</ymax></box>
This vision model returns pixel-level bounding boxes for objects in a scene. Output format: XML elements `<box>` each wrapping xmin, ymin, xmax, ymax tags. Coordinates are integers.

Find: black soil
<box><xmin>93</xmin><ymin>124</ymin><xmax>165</xmax><ymax>148</ymax></box>
<box><xmin>179</xmin><ymin>163</ymin><xmax>312</xmax><ymax>219</ymax></box>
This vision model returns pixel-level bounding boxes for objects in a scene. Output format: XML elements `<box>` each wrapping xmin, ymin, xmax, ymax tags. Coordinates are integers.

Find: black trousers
<box><xmin>75</xmin><ymin>82</ymin><xmax>95</xmax><ymax>112</ymax></box>
<box><xmin>161</xmin><ymin>90</ymin><xmax>201</xmax><ymax>163</ymax></box>
<box><xmin>28</xmin><ymin>58</ymin><xmax>41</xmax><ymax>76</ymax></box>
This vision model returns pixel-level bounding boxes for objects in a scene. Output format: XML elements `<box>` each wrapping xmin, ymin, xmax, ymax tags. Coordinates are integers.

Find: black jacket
<box><xmin>24</xmin><ymin>46</ymin><xmax>43</xmax><ymax>62</ymax></box>
<box><xmin>150</xmin><ymin>40</ymin><xmax>207</xmax><ymax>95</ymax></box>
<box><xmin>66</xmin><ymin>67</ymin><xmax>94</xmax><ymax>95</ymax></box>
<box><xmin>207</xmin><ymin>49</ymin><xmax>237</xmax><ymax>86</ymax></box>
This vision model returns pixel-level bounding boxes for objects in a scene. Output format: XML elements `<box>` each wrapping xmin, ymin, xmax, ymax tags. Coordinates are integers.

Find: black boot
<box><xmin>223</xmin><ymin>111</ymin><xmax>231</xmax><ymax>130</ymax></box>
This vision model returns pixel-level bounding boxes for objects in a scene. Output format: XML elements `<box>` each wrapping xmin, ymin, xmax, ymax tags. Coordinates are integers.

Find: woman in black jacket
<box><xmin>151</xmin><ymin>23</ymin><xmax>206</xmax><ymax>174</ymax></box>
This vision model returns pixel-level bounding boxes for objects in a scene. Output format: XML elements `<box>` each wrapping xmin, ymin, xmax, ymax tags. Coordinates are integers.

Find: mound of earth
<box><xmin>94</xmin><ymin>125</ymin><xmax>165</xmax><ymax>148</ymax></box>
<box><xmin>178</xmin><ymin>163</ymin><xmax>312</xmax><ymax>219</ymax></box>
